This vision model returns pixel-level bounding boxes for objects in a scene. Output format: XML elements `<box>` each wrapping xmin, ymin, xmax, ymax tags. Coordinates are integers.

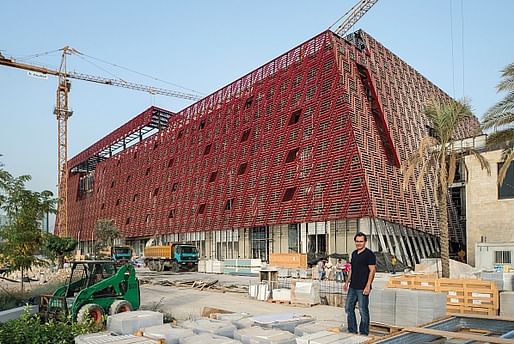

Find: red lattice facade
<box><xmin>63</xmin><ymin>30</ymin><xmax>480</xmax><ymax>242</ymax></box>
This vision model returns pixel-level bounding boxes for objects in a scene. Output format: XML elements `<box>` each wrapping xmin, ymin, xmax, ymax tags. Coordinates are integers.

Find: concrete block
<box><xmin>107</xmin><ymin>310</ymin><xmax>164</xmax><ymax>335</ymax></box>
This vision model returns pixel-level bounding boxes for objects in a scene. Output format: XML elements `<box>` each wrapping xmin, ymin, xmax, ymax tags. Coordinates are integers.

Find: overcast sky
<box><xmin>1</xmin><ymin>0</ymin><xmax>513</xmax><ymax>203</ymax></box>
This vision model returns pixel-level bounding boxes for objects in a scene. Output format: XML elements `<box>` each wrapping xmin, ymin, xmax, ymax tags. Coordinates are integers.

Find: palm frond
<box><xmin>482</xmin><ymin>92</ymin><xmax>514</xmax><ymax>129</ymax></box>
<box><xmin>498</xmin><ymin>150</ymin><xmax>514</xmax><ymax>185</ymax></box>
<box><xmin>447</xmin><ymin>152</ymin><xmax>458</xmax><ymax>186</ymax></box>
<box><xmin>486</xmin><ymin>128</ymin><xmax>514</xmax><ymax>148</ymax></box>
<box><xmin>465</xmin><ymin>149</ymin><xmax>491</xmax><ymax>176</ymax></box>
<box><xmin>497</xmin><ymin>62</ymin><xmax>514</xmax><ymax>92</ymax></box>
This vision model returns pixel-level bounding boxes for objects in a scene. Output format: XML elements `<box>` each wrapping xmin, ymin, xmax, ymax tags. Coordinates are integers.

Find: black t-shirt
<box><xmin>349</xmin><ymin>248</ymin><xmax>376</xmax><ymax>290</ymax></box>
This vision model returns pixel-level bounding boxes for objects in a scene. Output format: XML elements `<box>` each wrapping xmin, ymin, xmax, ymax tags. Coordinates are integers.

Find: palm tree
<box><xmin>482</xmin><ymin>62</ymin><xmax>514</xmax><ymax>184</ymax></box>
<box><xmin>401</xmin><ymin>100</ymin><xmax>489</xmax><ymax>278</ymax></box>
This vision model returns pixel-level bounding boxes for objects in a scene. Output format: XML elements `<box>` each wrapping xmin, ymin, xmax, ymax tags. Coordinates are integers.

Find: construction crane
<box><xmin>0</xmin><ymin>47</ymin><xmax>202</xmax><ymax>237</ymax></box>
<box><xmin>332</xmin><ymin>0</ymin><xmax>379</xmax><ymax>37</ymax></box>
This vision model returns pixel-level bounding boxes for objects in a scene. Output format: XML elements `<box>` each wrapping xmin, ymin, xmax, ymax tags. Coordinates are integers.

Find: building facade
<box><xmin>63</xmin><ymin>30</ymin><xmax>480</xmax><ymax>266</ymax></box>
<box><xmin>465</xmin><ymin>149</ymin><xmax>514</xmax><ymax>267</ymax></box>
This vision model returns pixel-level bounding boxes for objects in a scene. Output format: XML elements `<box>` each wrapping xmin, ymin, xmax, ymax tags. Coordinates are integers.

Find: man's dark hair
<box><xmin>354</xmin><ymin>232</ymin><xmax>367</xmax><ymax>242</ymax></box>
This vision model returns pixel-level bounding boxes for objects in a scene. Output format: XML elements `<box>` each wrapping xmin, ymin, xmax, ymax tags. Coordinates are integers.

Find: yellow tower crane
<box><xmin>0</xmin><ymin>47</ymin><xmax>201</xmax><ymax>237</ymax></box>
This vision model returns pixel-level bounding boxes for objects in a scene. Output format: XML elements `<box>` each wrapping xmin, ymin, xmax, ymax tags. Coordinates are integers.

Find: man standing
<box><xmin>343</xmin><ymin>232</ymin><xmax>376</xmax><ymax>336</ymax></box>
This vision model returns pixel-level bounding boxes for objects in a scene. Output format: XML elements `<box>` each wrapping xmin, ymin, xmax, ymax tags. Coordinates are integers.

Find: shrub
<box><xmin>0</xmin><ymin>308</ymin><xmax>102</xmax><ymax>343</ymax></box>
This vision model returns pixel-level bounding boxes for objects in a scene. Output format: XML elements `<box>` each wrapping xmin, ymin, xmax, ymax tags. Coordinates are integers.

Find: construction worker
<box><xmin>391</xmin><ymin>255</ymin><xmax>398</xmax><ymax>274</ymax></box>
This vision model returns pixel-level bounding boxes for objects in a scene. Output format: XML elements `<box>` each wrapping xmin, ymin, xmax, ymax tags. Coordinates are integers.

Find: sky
<box><xmin>1</xmin><ymin>0</ymin><xmax>513</xmax><ymax>204</ymax></box>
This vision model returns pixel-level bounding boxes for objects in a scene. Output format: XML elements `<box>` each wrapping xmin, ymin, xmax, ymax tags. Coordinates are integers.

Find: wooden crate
<box><xmin>269</xmin><ymin>253</ymin><xmax>307</xmax><ymax>268</ymax></box>
<box><xmin>387</xmin><ymin>276</ymin><xmax>499</xmax><ymax>316</ymax></box>
<box><xmin>411</xmin><ymin>277</ymin><xmax>437</xmax><ymax>291</ymax></box>
<box><xmin>386</xmin><ymin>275</ymin><xmax>417</xmax><ymax>289</ymax></box>
<box><xmin>464</xmin><ymin>288</ymin><xmax>498</xmax><ymax>309</ymax></box>
<box><xmin>447</xmin><ymin>305</ymin><xmax>498</xmax><ymax>316</ymax></box>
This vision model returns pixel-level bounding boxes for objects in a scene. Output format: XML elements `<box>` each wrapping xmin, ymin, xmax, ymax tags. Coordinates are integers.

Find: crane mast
<box><xmin>55</xmin><ymin>47</ymin><xmax>72</xmax><ymax>236</ymax></box>
<box><xmin>0</xmin><ymin>49</ymin><xmax>201</xmax><ymax>237</ymax></box>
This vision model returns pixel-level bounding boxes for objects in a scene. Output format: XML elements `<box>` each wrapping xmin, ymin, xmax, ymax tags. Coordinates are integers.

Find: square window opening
<box><xmin>241</xmin><ymin>128</ymin><xmax>251</xmax><ymax>143</ymax></box>
<box><xmin>225</xmin><ymin>199</ymin><xmax>234</xmax><ymax>211</ymax></box>
<box><xmin>282</xmin><ymin>187</ymin><xmax>296</xmax><ymax>202</ymax></box>
<box><xmin>286</xmin><ymin>148</ymin><xmax>300</xmax><ymax>163</ymax></box>
<box><xmin>245</xmin><ymin>96</ymin><xmax>254</xmax><ymax>109</ymax></box>
<box><xmin>172</xmin><ymin>182</ymin><xmax>178</xmax><ymax>192</ymax></box>
<box><xmin>289</xmin><ymin>109</ymin><xmax>302</xmax><ymax>125</ymax></box>
<box><xmin>198</xmin><ymin>203</ymin><xmax>206</xmax><ymax>215</ymax></box>
<box><xmin>238</xmin><ymin>162</ymin><xmax>248</xmax><ymax>175</ymax></box>
<box><xmin>204</xmin><ymin>144</ymin><xmax>212</xmax><ymax>155</ymax></box>
<box><xmin>209</xmin><ymin>171</ymin><xmax>218</xmax><ymax>183</ymax></box>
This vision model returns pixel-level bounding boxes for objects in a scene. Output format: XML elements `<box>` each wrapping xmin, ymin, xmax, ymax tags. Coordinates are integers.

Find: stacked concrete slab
<box><xmin>296</xmin><ymin>330</ymin><xmax>369</xmax><ymax>344</ymax></box>
<box><xmin>369</xmin><ymin>288</ymin><xmax>396</xmax><ymax>325</ymax></box>
<box><xmin>500</xmin><ymin>291</ymin><xmax>514</xmax><ymax>317</ymax></box>
<box><xmin>293</xmin><ymin>320</ymin><xmax>343</xmax><ymax>336</ymax></box>
<box><xmin>394</xmin><ymin>289</ymin><xmax>446</xmax><ymax>327</ymax></box>
<box><xmin>107</xmin><ymin>311</ymin><xmax>164</xmax><ymax>335</ymax></box>
<box><xmin>181</xmin><ymin>318</ymin><xmax>237</xmax><ymax>338</ymax></box>
<box><xmin>234</xmin><ymin>327</ymin><xmax>296</xmax><ymax>344</ymax></box>
<box><xmin>143</xmin><ymin>325</ymin><xmax>194</xmax><ymax>344</ymax></box>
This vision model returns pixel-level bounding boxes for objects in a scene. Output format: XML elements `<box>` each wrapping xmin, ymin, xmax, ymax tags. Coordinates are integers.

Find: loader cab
<box><xmin>65</xmin><ymin>260</ymin><xmax>116</xmax><ymax>298</ymax></box>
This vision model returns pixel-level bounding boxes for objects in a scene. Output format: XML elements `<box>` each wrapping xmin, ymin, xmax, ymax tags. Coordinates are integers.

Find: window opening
<box><xmin>282</xmin><ymin>187</ymin><xmax>296</xmax><ymax>202</ymax></box>
<box><xmin>168</xmin><ymin>209</ymin><xmax>176</xmax><ymax>218</ymax></box>
<box><xmin>145</xmin><ymin>167</ymin><xmax>151</xmax><ymax>176</ymax></box>
<box><xmin>209</xmin><ymin>171</ymin><xmax>218</xmax><ymax>183</ymax></box>
<box><xmin>241</xmin><ymin>128</ymin><xmax>251</xmax><ymax>143</ymax></box>
<box><xmin>245</xmin><ymin>96</ymin><xmax>254</xmax><ymax>109</ymax></box>
<box><xmin>225</xmin><ymin>199</ymin><xmax>234</xmax><ymax>211</ymax></box>
<box><xmin>198</xmin><ymin>204</ymin><xmax>206</xmax><ymax>214</ymax></box>
<box><xmin>289</xmin><ymin>109</ymin><xmax>302</xmax><ymax>125</ymax></box>
<box><xmin>168</xmin><ymin>159</ymin><xmax>174</xmax><ymax>168</ymax></box>
<box><xmin>498</xmin><ymin>162</ymin><xmax>514</xmax><ymax>199</ymax></box>
<box><xmin>237</xmin><ymin>162</ymin><xmax>248</xmax><ymax>175</ymax></box>
<box><xmin>285</xmin><ymin>148</ymin><xmax>299</xmax><ymax>163</ymax></box>
<box><xmin>199</xmin><ymin>119</ymin><xmax>206</xmax><ymax>129</ymax></box>
<box><xmin>204</xmin><ymin>144</ymin><xmax>212</xmax><ymax>155</ymax></box>
<box><xmin>172</xmin><ymin>182</ymin><xmax>178</xmax><ymax>192</ymax></box>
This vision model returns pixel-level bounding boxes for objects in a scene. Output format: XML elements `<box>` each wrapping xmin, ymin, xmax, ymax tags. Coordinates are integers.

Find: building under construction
<box><xmin>65</xmin><ymin>30</ymin><xmax>479</xmax><ymax>267</ymax></box>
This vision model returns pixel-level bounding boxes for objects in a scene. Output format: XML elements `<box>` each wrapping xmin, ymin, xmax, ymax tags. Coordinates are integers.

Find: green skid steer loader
<box><xmin>39</xmin><ymin>260</ymin><xmax>140</xmax><ymax>323</ymax></box>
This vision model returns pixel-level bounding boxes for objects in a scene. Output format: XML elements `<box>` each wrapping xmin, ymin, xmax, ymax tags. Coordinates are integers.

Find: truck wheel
<box><xmin>148</xmin><ymin>261</ymin><xmax>155</xmax><ymax>271</ymax></box>
<box><xmin>76</xmin><ymin>303</ymin><xmax>104</xmax><ymax>323</ymax></box>
<box><xmin>171</xmin><ymin>261</ymin><xmax>180</xmax><ymax>272</ymax></box>
<box><xmin>109</xmin><ymin>300</ymin><xmax>132</xmax><ymax>315</ymax></box>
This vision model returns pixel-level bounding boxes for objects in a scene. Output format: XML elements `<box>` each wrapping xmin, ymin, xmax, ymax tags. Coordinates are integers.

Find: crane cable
<box><xmin>449</xmin><ymin>0</ymin><xmax>466</xmax><ymax>99</ymax></box>
<box><xmin>76</xmin><ymin>51</ymin><xmax>203</xmax><ymax>96</ymax></box>
<box><xmin>328</xmin><ymin>1</ymin><xmax>362</xmax><ymax>31</ymax></box>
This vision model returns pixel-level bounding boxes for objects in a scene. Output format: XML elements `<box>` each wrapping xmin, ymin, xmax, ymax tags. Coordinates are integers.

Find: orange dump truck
<box><xmin>144</xmin><ymin>243</ymin><xmax>199</xmax><ymax>272</ymax></box>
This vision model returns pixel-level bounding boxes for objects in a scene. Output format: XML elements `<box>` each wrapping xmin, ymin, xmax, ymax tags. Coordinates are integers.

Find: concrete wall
<box><xmin>465</xmin><ymin>150</ymin><xmax>514</xmax><ymax>266</ymax></box>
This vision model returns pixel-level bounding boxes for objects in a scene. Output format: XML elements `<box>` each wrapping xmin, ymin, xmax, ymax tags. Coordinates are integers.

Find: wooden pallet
<box><xmin>290</xmin><ymin>301</ymin><xmax>319</xmax><ymax>307</ymax></box>
<box><xmin>267</xmin><ymin>299</ymin><xmax>291</xmax><ymax>305</ymax></box>
<box><xmin>386</xmin><ymin>276</ymin><xmax>499</xmax><ymax>316</ymax></box>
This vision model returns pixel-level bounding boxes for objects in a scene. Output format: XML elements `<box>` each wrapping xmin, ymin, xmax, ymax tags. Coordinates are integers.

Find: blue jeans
<box><xmin>336</xmin><ymin>271</ymin><xmax>343</xmax><ymax>282</ymax></box>
<box><xmin>345</xmin><ymin>287</ymin><xmax>370</xmax><ymax>335</ymax></box>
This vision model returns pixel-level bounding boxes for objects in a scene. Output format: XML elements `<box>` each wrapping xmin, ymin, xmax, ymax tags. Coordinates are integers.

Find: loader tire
<box><xmin>109</xmin><ymin>300</ymin><xmax>132</xmax><ymax>315</ymax></box>
<box><xmin>76</xmin><ymin>303</ymin><xmax>104</xmax><ymax>324</ymax></box>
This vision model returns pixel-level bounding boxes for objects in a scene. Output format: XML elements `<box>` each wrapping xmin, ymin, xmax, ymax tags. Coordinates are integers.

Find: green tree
<box><xmin>482</xmin><ymin>62</ymin><xmax>514</xmax><ymax>184</ymax></box>
<box><xmin>401</xmin><ymin>100</ymin><xmax>489</xmax><ymax>278</ymax></box>
<box><xmin>94</xmin><ymin>219</ymin><xmax>120</xmax><ymax>258</ymax></box>
<box><xmin>43</xmin><ymin>233</ymin><xmax>78</xmax><ymax>269</ymax></box>
<box><xmin>0</xmin><ymin>162</ymin><xmax>57</xmax><ymax>291</ymax></box>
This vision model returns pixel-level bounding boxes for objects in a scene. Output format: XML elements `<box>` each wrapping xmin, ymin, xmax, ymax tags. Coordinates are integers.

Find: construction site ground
<box><xmin>136</xmin><ymin>267</ymin><xmax>348</xmax><ymax>323</ymax></box>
